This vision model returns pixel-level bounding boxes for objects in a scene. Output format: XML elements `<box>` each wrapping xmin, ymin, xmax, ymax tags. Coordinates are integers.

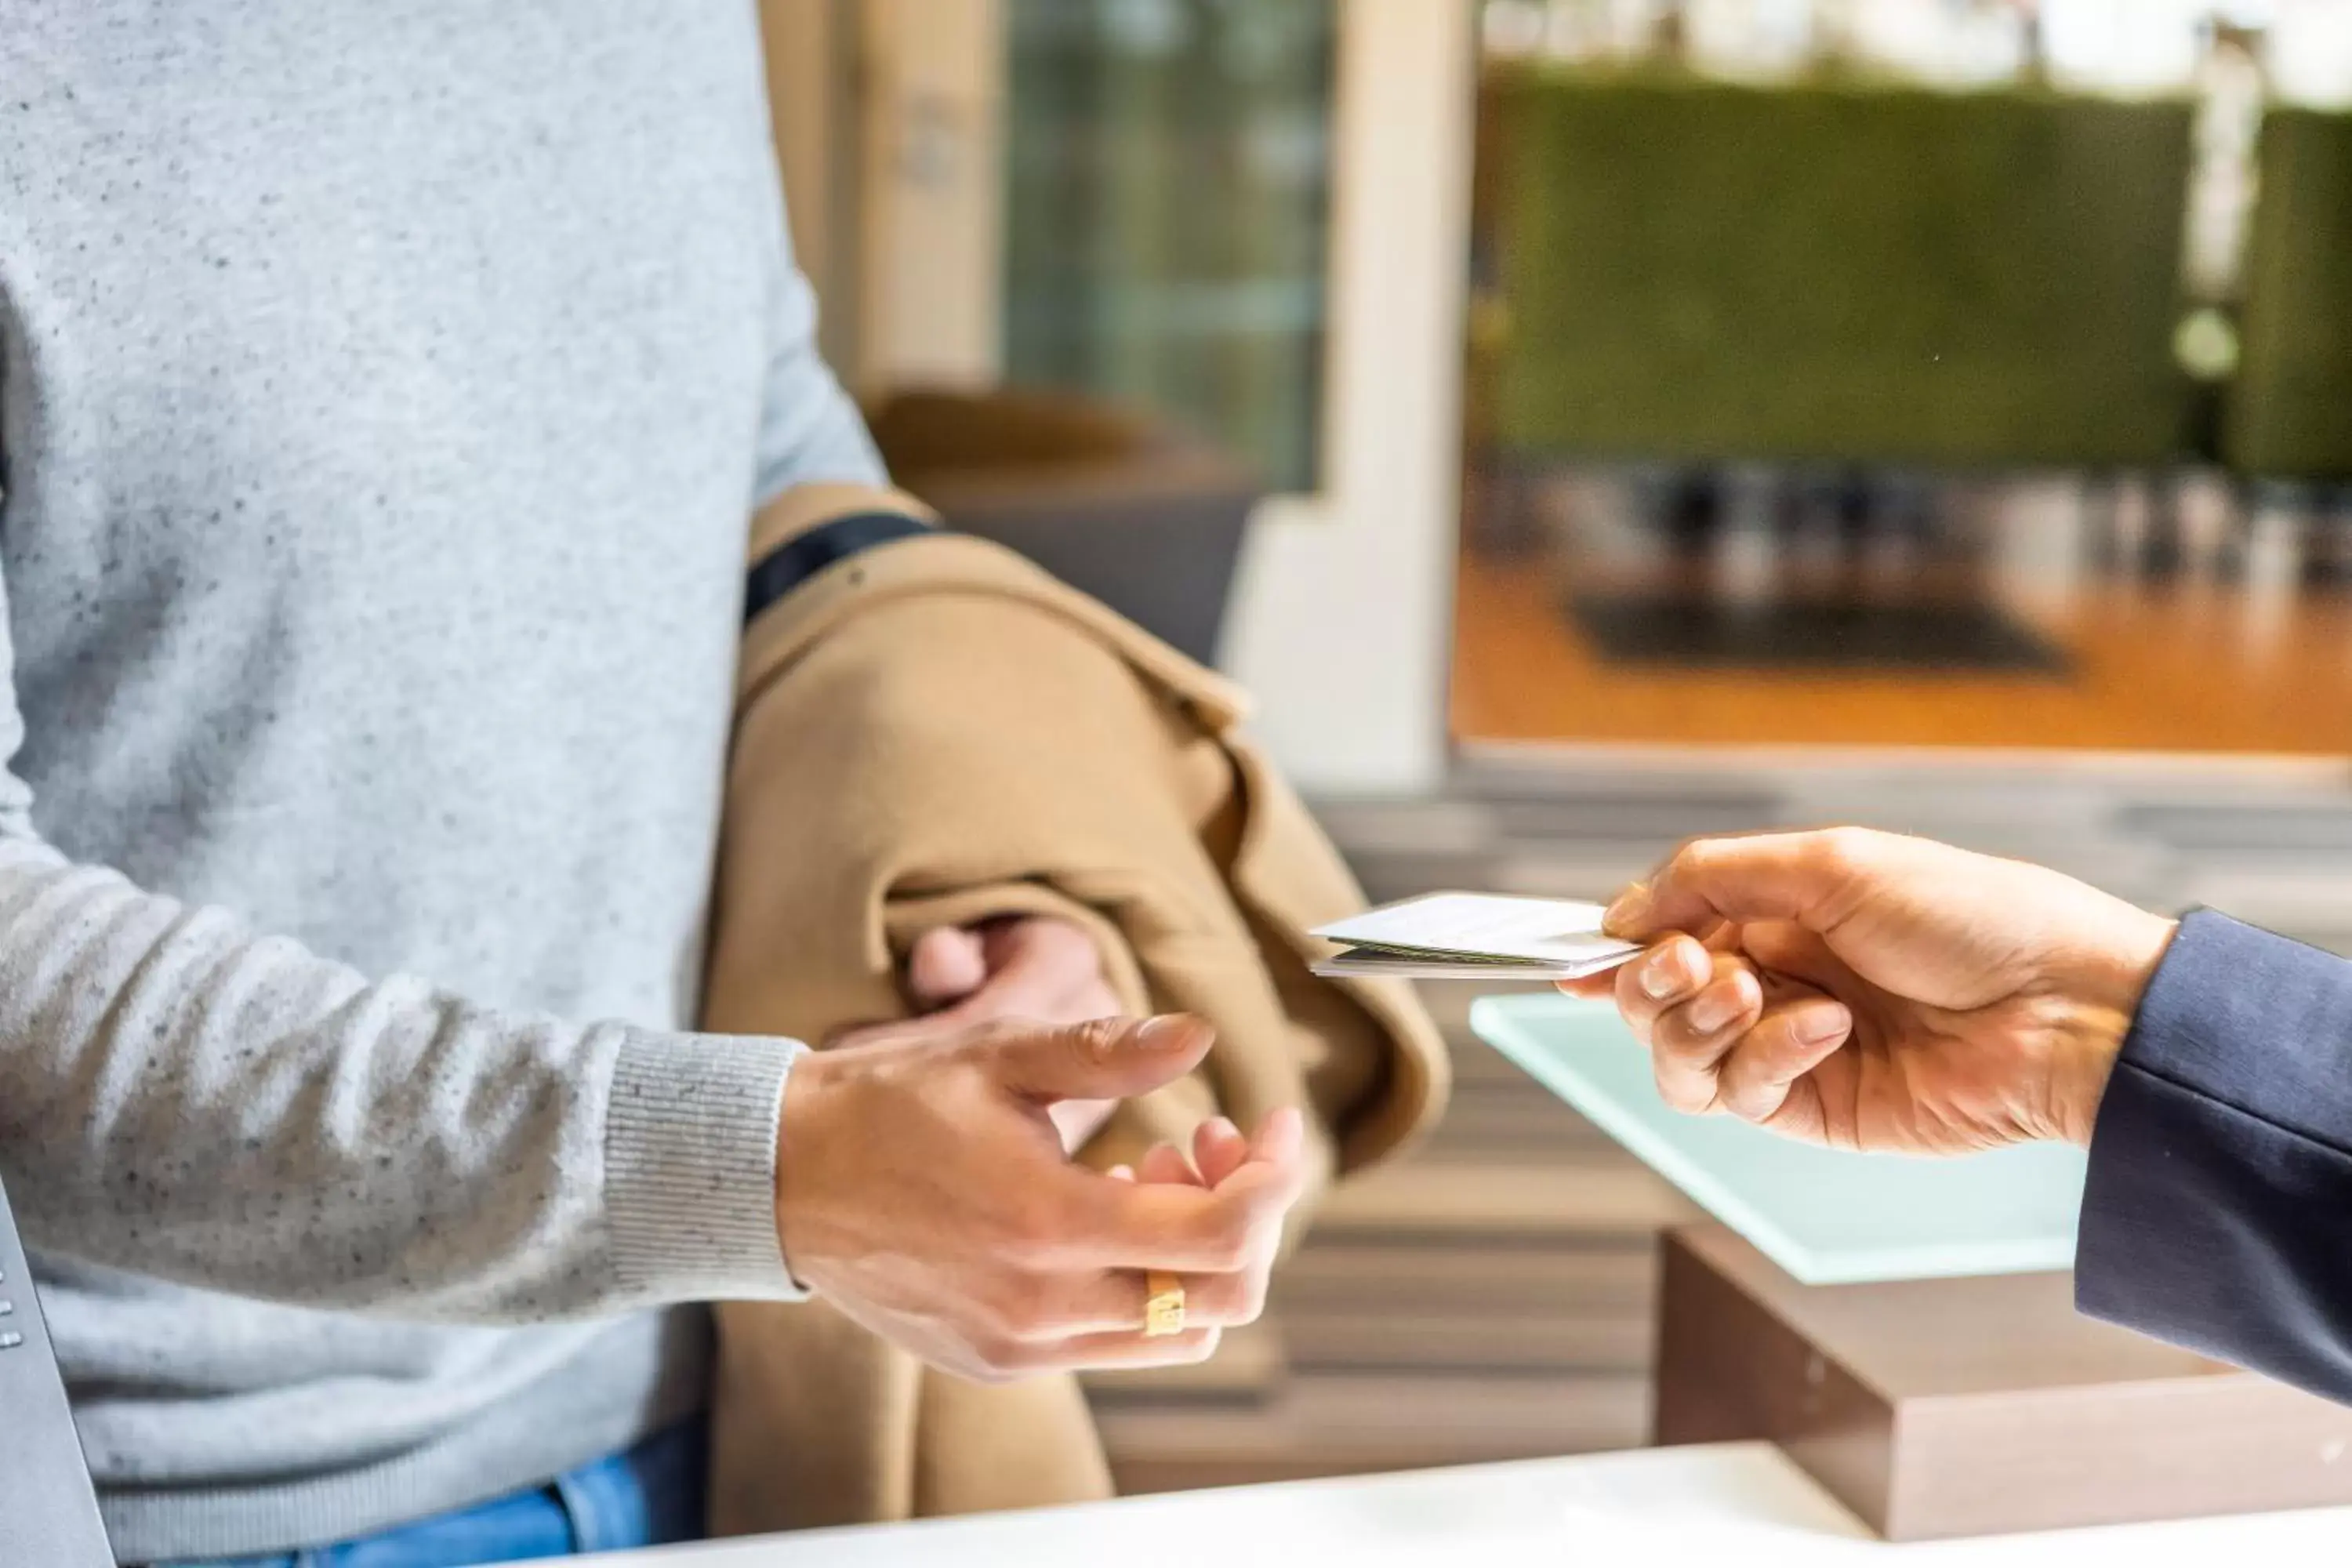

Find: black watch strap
<box><xmin>743</xmin><ymin>510</ymin><xmax>939</xmax><ymax>626</ymax></box>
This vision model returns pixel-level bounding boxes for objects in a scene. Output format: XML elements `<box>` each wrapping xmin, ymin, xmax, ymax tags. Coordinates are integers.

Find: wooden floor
<box><xmin>1453</xmin><ymin>475</ymin><xmax>2352</xmax><ymax>756</ymax></box>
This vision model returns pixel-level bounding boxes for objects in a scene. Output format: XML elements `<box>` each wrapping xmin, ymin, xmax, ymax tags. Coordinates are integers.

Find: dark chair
<box><xmin>865</xmin><ymin>387</ymin><xmax>1262</xmax><ymax>668</ymax></box>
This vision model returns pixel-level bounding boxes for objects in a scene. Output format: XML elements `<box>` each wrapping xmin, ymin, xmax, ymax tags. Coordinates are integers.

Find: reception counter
<box><xmin>598</xmin><ymin>1441</ymin><xmax>2352</xmax><ymax>1567</ymax></box>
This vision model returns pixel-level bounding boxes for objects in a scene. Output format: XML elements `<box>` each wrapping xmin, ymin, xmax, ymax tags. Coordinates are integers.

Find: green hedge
<box><xmin>1493</xmin><ymin>71</ymin><xmax>2196</xmax><ymax>467</ymax></box>
<box><xmin>2228</xmin><ymin>107</ymin><xmax>2352</xmax><ymax>480</ymax></box>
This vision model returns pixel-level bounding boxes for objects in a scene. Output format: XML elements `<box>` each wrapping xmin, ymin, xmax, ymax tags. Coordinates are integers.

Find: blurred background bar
<box><xmin>2228</xmin><ymin>104</ymin><xmax>2352</xmax><ymax>480</ymax></box>
<box><xmin>1486</xmin><ymin>71</ymin><xmax>2195</xmax><ymax>467</ymax></box>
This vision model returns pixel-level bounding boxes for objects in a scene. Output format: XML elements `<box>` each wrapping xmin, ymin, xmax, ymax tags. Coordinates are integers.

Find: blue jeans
<box><xmin>161</xmin><ymin>1419</ymin><xmax>706</xmax><ymax>1567</ymax></box>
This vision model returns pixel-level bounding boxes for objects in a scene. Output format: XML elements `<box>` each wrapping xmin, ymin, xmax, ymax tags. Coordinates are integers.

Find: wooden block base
<box><xmin>1656</xmin><ymin>1223</ymin><xmax>2352</xmax><ymax>1541</ymax></box>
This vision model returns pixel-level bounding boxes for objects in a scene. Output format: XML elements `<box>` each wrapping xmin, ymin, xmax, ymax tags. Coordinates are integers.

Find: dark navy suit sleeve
<box><xmin>2078</xmin><ymin>909</ymin><xmax>2352</xmax><ymax>1402</ymax></box>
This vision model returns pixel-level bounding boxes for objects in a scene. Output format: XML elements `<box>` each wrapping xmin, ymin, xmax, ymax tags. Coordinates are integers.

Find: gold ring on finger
<box><xmin>1142</xmin><ymin>1270</ymin><xmax>1186</xmax><ymax>1338</ymax></box>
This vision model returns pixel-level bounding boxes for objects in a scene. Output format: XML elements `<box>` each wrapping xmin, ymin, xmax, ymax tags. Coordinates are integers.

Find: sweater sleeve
<box><xmin>0</xmin><ymin>569</ymin><xmax>805</xmax><ymax>1322</ymax></box>
<box><xmin>2077</xmin><ymin>909</ymin><xmax>2352</xmax><ymax>1400</ymax></box>
<box><xmin>750</xmin><ymin>142</ymin><xmax>887</xmax><ymax>506</ymax></box>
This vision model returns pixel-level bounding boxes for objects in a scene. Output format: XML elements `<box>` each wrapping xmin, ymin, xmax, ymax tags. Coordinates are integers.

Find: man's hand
<box><xmin>776</xmin><ymin>1012</ymin><xmax>1307</xmax><ymax>1383</ymax></box>
<box><xmin>1102</xmin><ymin>1112</ymin><xmax>1283</xmax><ymax>1363</ymax></box>
<box><xmin>840</xmin><ymin>917</ymin><xmax>1126</xmax><ymax>1150</ymax></box>
<box><xmin>903</xmin><ymin>918</ymin><xmax>1123</xmax><ymax>1027</ymax></box>
<box><xmin>1563</xmin><ymin>829</ymin><xmax>2177</xmax><ymax>1152</ymax></box>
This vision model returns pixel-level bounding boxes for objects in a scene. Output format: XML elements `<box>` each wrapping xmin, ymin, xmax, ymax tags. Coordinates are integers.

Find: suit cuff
<box><xmin>2077</xmin><ymin>911</ymin><xmax>2352</xmax><ymax>1377</ymax></box>
<box><xmin>604</xmin><ymin>1029</ymin><xmax>808</xmax><ymax>1302</ymax></box>
<box><xmin>2094</xmin><ymin>909</ymin><xmax>2352</xmax><ymax>1142</ymax></box>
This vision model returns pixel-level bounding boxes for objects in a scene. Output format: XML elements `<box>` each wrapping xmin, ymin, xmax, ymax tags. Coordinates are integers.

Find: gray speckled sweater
<box><xmin>0</xmin><ymin>3</ymin><xmax>881</xmax><ymax>1559</ymax></box>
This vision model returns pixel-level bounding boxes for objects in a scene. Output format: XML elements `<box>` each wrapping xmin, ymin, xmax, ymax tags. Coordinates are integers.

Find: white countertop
<box><xmin>594</xmin><ymin>1441</ymin><xmax>2352</xmax><ymax>1566</ymax></box>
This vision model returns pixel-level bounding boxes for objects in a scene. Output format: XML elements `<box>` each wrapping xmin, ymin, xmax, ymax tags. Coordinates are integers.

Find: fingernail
<box><xmin>1797</xmin><ymin>1006</ymin><xmax>1853</xmax><ymax>1045</ymax></box>
<box><xmin>1207</xmin><ymin>1116</ymin><xmax>1240</xmax><ymax>1142</ymax></box>
<box><xmin>1135</xmin><ymin>1014</ymin><xmax>1200</xmax><ymax>1051</ymax></box>
<box><xmin>1688</xmin><ymin>989</ymin><xmax>1740</xmax><ymax>1035</ymax></box>
<box><xmin>1638</xmin><ymin>954</ymin><xmax>1684</xmax><ymax>1000</ymax></box>
<box><xmin>1604</xmin><ymin>884</ymin><xmax>1653</xmax><ymax>935</ymax></box>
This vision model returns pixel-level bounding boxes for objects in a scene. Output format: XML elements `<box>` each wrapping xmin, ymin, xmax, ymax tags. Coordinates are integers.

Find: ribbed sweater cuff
<box><xmin>604</xmin><ymin>1030</ymin><xmax>806</xmax><ymax>1301</ymax></box>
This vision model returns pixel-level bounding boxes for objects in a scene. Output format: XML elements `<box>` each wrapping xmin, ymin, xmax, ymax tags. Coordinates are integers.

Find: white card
<box><xmin>1309</xmin><ymin>949</ymin><xmax>1638</xmax><ymax>982</ymax></box>
<box><xmin>1312</xmin><ymin>891</ymin><xmax>1642</xmax><ymax>971</ymax></box>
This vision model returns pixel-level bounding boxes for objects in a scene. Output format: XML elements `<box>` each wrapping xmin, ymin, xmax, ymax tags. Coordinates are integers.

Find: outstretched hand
<box><xmin>1562</xmin><ymin>829</ymin><xmax>2176</xmax><ymax>1152</ymax></box>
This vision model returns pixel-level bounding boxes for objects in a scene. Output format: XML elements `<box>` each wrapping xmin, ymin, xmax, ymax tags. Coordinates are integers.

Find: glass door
<box><xmin>1001</xmin><ymin>0</ymin><xmax>1338</xmax><ymax>492</ymax></box>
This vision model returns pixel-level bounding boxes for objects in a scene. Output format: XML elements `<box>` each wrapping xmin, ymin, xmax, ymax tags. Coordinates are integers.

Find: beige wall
<box><xmin>761</xmin><ymin>0</ymin><xmax>1004</xmax><ymax>395</ymax></box>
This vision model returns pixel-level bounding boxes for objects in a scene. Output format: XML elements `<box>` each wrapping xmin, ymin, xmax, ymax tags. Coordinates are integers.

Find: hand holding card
<box><xmin>1310</xmin><ymin>892</ymin><xmax>1643</xmax><ymax>982</ymax></box>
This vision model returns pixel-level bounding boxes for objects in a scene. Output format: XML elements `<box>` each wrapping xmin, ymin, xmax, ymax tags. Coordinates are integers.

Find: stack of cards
<box><xmin>1309</xmin><ymin>892</ymin><xmax>1644</xmax><ymax>982</ymax></box>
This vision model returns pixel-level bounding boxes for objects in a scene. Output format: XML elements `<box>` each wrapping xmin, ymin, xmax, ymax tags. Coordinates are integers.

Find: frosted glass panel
<box><xmin>1470</xmin><ymin>993</ymin><xmax>2087</xmax><ymax>1285</ymax></box>
<box><xmin>1004</xmin><ymin>0</ymin><xmax>1334</xmax><ymax>491</ymax></box>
